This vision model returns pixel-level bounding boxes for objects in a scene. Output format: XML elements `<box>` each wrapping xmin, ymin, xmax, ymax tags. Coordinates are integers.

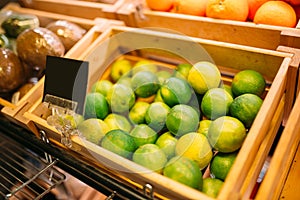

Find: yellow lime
<box><xmin>155</xmin><ymin>132</ymin><xmax>177</xmax><ymax>159</ymax></box>
<box><xmin>201</xmin><ymin>88</ymin><xmax>233</xmax><ymax>120</ymax></box>
<box><xmin>129</xmin><ymin>124</ymin><xmax>158</xmax><ymax>147</ymax></box>
<box><xmin>129</xmin><ymin>101</ymin><xmax>150</xmax><ymax>125</ymax></box>
<box><xmin>90</xmin><ymin>80</ymin><xmax>113</xmax><ymax>97</ymax></box>
<box><xmin>131</xmin><ymin>71</ymin><xmax>160</xmax><ymax>98</ymax></box>
<box><xmin>104</xmin><ymin>113</ymin><xmax>132</xmax><ymax>132</ymax></box>
<box><xmin>101</xmin><ymin>129</ymin><xmax>136</xmax><ymax>159</ymax></box>
<box><xmin>231</xmin><ymin>69</ymin><xmax>266</xmax><ymax>97</ymax></box>
<box><xmin>110</xmin><ymin>59</ymin><xmax>132</xmax><ymax>83</ymax></box>
<box><xmin>84</xmin><ymin>92</ymin><xmax>109</xmax><ymax>120</ymax></box>
<box><xmin>230</xmin><ymin>93</ymin><xmax>263</xmax><ymax>128</ymax></box>
<box><xmin>154</xmin><ymin>89</ymin><xmax>164</xmax><ymax>102</ymax></box>
<box><xmin>202</xmin><ymin>178</ymin><xmax>224</xmax><ymax>198</ymax></box>
<box><xmin>145</xmin><ymin>102</ymin><xmax>170</xmax><ymax>132</ymax></box>
<box><xmin>208</xmin><ymin>116</ymin><xmax>246</xmax><ymax>153</ymax></box>
<box><xmin>197</xmin><ymin>120</ymin><xmax>212</xmax><ymax>137</ymax></box>
<box><xmin>175</xmin><ymin>132</ymin><xmax>213</xmax><ymax>169</ymax></box>
<box><xmin>187</xmin><ymin>61</ymin><xmax>221</xmax><ymax>94</ymax></box>
<box><xmin>163</xmin><ymin>156</ymin><xmax>203</xmax><ymax>190</ymax></box>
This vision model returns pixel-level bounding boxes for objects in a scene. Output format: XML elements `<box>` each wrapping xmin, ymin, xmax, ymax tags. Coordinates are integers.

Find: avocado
<box><xmin>0</xmin><ymin>48</ymin><xmax>25</xmax><ymax>93</ymax></box>
<box><xmin>46</xmin><ymin>20</ymin><xmax>86</xmax><ymax>51</ymax></box>
<box><xmin>16</xmin><ymin>27</ymin><xmax>65</xmax><ymax>77</ymax></box>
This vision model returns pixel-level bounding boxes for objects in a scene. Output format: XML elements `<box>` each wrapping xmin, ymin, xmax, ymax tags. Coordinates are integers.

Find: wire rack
<box><xmin>0</xmin><ymin>134</ymin><xmax>66</xmax><ymax>200</ymax></box>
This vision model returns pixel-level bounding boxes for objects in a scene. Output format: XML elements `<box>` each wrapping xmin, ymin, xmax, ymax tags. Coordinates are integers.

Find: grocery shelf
<box><xmin>0</xmin><ymin>116</ymin><xmax>153</xmax><ymax>200</ymax></box>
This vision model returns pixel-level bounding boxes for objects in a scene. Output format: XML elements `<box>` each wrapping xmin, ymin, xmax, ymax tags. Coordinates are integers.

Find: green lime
<box><xmin>104</xmin><ymin>113</ymin><xmax>132</xmax><ymax>132</ymax></box>
<box><xmin>197</xmin><ymin>120</ymin><xmax>212</xmax><ymax>137</ymax></box>
<box><xmin>129</xmin><ymin>101</ymin><xmax>150</xmax><ymax>125</ymax></box>
<box><xmin>84</xmin><ymin>92</ymin><xmax>109</xmax><ymax>119</ymax></box>
<box><xmin>90</xmin><ymin>80</ymin><xmax>113</xmax><ymax>97</ymax></box>
<box><xmin>210</xmin><ymin>151</ymin><xmax>238</xmax><ymax>181</ymax></box>
<box><xmin>187</xmin><ymin>61</ymin><xmax>221</xmax><ymax>94</ymax></box>
<box><xmin>175</xmin><ymin>63</ymin><xmax>193</xmax><ymax>79</ymax></box>
<box><xmin>160</xmin><ymin>77</ymin><xmax>193</xmax><ymax>107</ymax></box>
<box><xmin>231</xmin><ymin>69</ymin><xmax>266</xmax><ymax>97</ymax></box>
<box><xmin>131</xmin><ymin>71</ymin><xmax>160</xmax><ymax>98</ymax></box>
<box><xmin>222</xmin><ymin>84</ymin><xmax>233</xmax><ymax>97</ymax></box>
<box><xmin>132</xmin><ymin>60</ymin><xmax>158</xmax><ymax>75</ymax></box>
<box><xmin>145</xmin><ymin>102</ymin><xmax>170</xmax><ymax>132</ymax></box>
<box><xmin>132</xmin><ymin>144</ymin><xmax>167</xmax><ymax>173</ymax></box>
<box><xmin>157</xmin><ymin>70</ymin><xmax>173</xmax><ymax>84</ymax></box>
<box><xmin>208</xmin><ymin>116</ymin><xmax>246</xmax><ymax>153</ymax></box>
<box><xmin>201</xmin><ymin>88</ymin><xmax>233</xmax><ymax>120</ymax></box>
<box><xmin>163</xmin><ymin>156</ymin><xmax>203</xmax><ymax>190</ymax></box>
<box><xmin>129</xmin><ymin>124</ymin><xmax>158</xmax><ymax>147</ymax></box>
<box><xmin>101</xmin><ymin>129</ymin><xmax>136</xmax><ymax>159</ymax></box>
<box><xmin>154</xmin><ymin>89</ymin><xmax>164</xmax><ymax>102</ymax></box>
<box><xmin>202</xmin><ymin>178</ymin><xmax>224</xmax><ymax>198</ymax></box>
<box><xmin>166</xmin><ymin>104</ymin><xmax>199</xmax><ymax>137</ymax></box>
<box><xmin>175</xmin><ymin>132</ymin><xmax>213</xmax><ymax>169</ymax></box>
<box><xmin>155</xmin><ymin>132</ymin><xmax>178</xmax><ymax>159</ymax></box>
<box><xmin>117</xmin><ymin>76</ymin><xmax>132</xmax><ymax>88</ymax></box>
<box><xmin>77</xmin><ymin>118</ymin><xmax>109</xmax><ymax>145</ymax></box>
<box><xmin>230</xmin><ymin>93</ymin><xmax>263</xmax><ymax>128</ymax></box>
<box><xmin>110</xmin><ymin>59</ymin><xmax>132</xmax><ymax>83</ymax></box>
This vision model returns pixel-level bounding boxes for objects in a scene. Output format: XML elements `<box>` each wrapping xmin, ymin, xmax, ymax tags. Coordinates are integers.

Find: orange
<box><xmin>253</xmin><ymin>1</ymin><xmax>297</xmax><ymax>27</ymax></box>
<box><xmin>173</xmin><ymin>0</ymin><xmax>207</xmax><ymax>16</ymax></box>
<box><xmin>146</xmin><ymin>0</ymin><xmax>174</xmax><ymax>11</ymax></box>
<box><xmin>206</xmin><ymin>0</ymin><xmax>249</xmax><ymax>21</ymax></box>
<box><xmin>247</xmin><ymin>0</ymin><xmax>271</xmax><ymax>20</ymax></box>
<box><xmin>283</xmin><ymin>0</ymin><xmax>300</xmax><ymax>6</ymax></box>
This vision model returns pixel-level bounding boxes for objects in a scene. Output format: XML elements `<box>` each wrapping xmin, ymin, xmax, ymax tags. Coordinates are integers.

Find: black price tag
<box><xmin>43</xmin><ymin>55</ymin><xmax>89</xmax><ymax>115</ymax></box>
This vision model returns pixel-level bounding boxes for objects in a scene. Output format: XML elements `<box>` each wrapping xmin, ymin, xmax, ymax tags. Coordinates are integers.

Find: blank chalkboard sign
<box><xmin>43</xmin><ymin>55</ymin><xmax>89</xmax><ymax>115</ymax></box>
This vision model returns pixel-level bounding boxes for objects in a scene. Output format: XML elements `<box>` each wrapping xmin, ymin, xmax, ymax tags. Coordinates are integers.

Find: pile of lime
<box><xmin>74</xmin><ymin>57</ymin><xmax>266</xmax><ymax>197</ymax></box>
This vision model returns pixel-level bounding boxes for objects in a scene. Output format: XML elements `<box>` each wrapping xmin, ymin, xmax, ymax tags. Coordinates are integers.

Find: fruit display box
<box><xmin>23</xmin><ymin>26</ymin><xmax>299</xmax><ymax>199</ymax></box>
<box><xmin>19</xmin><ymin>0</ymin><xmax>130</xmax><ymax>20</ymax></box>
<box><xmin>0</xmin><ymin>3</ymin><xmax>124</xmax><ymax>135</ymax></box>
<box><xmin>255</xmin><ymin>90</ymin><xmax>300</xmax><ymax>199</ymax></box>
<box><xmin>116</xmin><ymin>0</ymin><xmax>300</xmax><ymax>50</ymax></box>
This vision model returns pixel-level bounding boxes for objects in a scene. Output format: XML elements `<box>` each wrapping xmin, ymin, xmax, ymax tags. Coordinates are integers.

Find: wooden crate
<box><xmin>117</xmin><ymin>0</ymin><xmax>300</xmax><ymax>50</ymax></box>
<box><xmin>24</xmin><ymin>26</ymin><xmax>299</xmax><ymax>199</ymax></box>
<box><xmin>19</xmin><ymin>0</ymin><xmax>129</xmax><ymax>20</ymax></box>
<box><xmin>0</xmin><ymin>3</ymin><xmax>124</xmax><ymax>135</ymax></box>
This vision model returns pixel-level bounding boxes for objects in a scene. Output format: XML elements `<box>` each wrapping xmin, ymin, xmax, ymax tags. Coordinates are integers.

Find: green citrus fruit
<box><xmin>175</xmin><ymin>63</ymin><xmax>193</xmax><ymax>79</ymax></box>
<box><xmin>104</xmin><ymin>113</ymin><xmax>132</xmax><ymax>132</ymax></box>
<box><xmin>132</xmin><ymin>60</ymin><xmax>158</xmax><ymax>75</ymax></box>
<box><xmin>166</xmin><ymin>104</ymin><xmax>199</xmax><ymax>137</ymax></box>
<box><xmin>197</xmin><ymin>120</ymin><xmax>212</xmax><ymax>137</ymax></box>
<box><xmin>117</xmin><ymin>76</ymin><xmax>132</xmax><ymax>88</ymax></box>
<box><xmin>84</xmin><ymin>92</ymin><xmax>109</xmax><ymax>119</ymax></box>
<box><xmin>201</xmin><ymin>88</ymin><xmax>233</xmax><ymax>120</ymax></box>
<box><xmin>91</xmin><ymin>80</ymin><xmax>113</xmax><ymax>97</ymax></box>
<box><xmin>187</xmin><ymin>61</ymin><xmax>221</xmax><ymax>94</ymax></box>
<box><xmin>222</xmin><ymin>84</ymin><xmax>233</xmax><ymax>97</ymax></box>
<box><xmin>175</xmin><ymin>132</ymin><xmax>213</xmax><ymax>169</ymax></box>
<box><xmin>230</xmin><ymin>93</ymin><xmax>263</xmax><ymax>128</ymax></box>
<box><xmin>210</xmin><ymin>151</ymin><xmax>238</xmax><ymax>181</ymax></box>
<box><xmin>101</xmin><ymin>129</ymin><xmax>136</xmax><ymax>159</ymax></box>
<box><xmin>157</xmin><ymin>70</ymin><xmax>173</xmax><ymax>85</ymax></box>
<box><xmin>155</xmin><ymin>132</ymin><xmax>178</xmax><ymax>159</ymax></box>
<box><xmin>129</xmin><ymin>101</ymin><xmax>150</xmax><ymax>125</ymax></box>
<box><xmin>145</xmin><ymin>102</ymin><xmax>170</xmax><ymax>132</ymax></box>
<box><xmin>160</xmin><ymin>77</ymin><xmax>193</xmax><ymax>107</ymax></box>
<box><xmin>110</xmin><ymin>59</ymin><xmax>132</xmax><ymax>83</ymax></box>
<box><xmin>132</xmin><ymin>143</ymin><xmax>167</xmax><ymax>173</ymax></box>
<box><xmin>163</xmin><ymin>156</ymin><xmax>203</xmax><ymax>190</ymax></box>
<box><xmin>202</xmin><ymin>178</ymin><xmax>224</xmax><ymax>198</ymax></box>
<box><xmin>207</xmin><ymin>116</ymin><xmax>246</xmax><ymax>153</ymax></box>
<box><xmin>106</xmin><ymin>84</ymin><xmax>136</xmax><ymax>114</ymax></box>
<box><xmin>231</xmin><ymin>69</ymin><xmax>266</xmax><ymax>97</ymax></box>
<box><xmin>154</xmin><ymin>89</ymin><xmax>164</xmax><ymax>102</ymax></box>
<box><xmin>77</xmin><ymin>118</ymin><xmax>109</xmax><ymax>145</ymax></box>
<box><xmin>129</xmin><ymin>124</ymin><xmax>158</xmax><ymax>147</ymax></box>
<box><xmin>131</xmin><ymin>71</ymin><xmax>160</xmax><ymax>98</ymax></box>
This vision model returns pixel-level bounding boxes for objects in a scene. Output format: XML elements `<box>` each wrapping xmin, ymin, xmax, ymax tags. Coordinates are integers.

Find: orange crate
<box><xmin>24</xmin><ymin>26</ymin><xmax>299</xmax><ymax>199</ymax></box>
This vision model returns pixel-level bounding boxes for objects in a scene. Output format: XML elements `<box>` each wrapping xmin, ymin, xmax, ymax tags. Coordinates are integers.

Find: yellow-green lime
<box><xmin>187</xmin><ymin>61</ymin><xmax>221</xmax><ymax>94</ymax></box>
<box><xmin>207</xmin><ymin>116</ymin><xmax>246</xmax><ymax>153</ymax></box>
<box><xmin>132</xmin><ymin>144</ymin><xmax>167</xmax><ymax>173</ymax></box>
<box><xmin>157</xmin><ymin>70</ymin><xmax>173</xmax><ymax>85</ymax></box>
<box><xmin>101</xmin><ymin>129</ymin><xmax>137</xmax><ymax>159</ymax></box>
<box><xmin>154</xmin><ymin>89</ymin><xmax>164</xmax><ymax>102</ymax></box>
<box><xmin>77</xmin><ymin>118</ymin><xmax>109</xmax><ymax>145</ymax></box>
<box><xmin>131</xmin><ymin>71</ymin><xmax>160</xmax><ymax>98</ymax></box>
<box><xmin>129</xmin><ymin>124</ymin><xmax>158</xmax><ymax>147</ymax></box>
<box><xmin>145</xmin><ymin>102</ymin><xmax>170</xmax><ymax>132</ymax></box>
<box><xmin>231</xmin><ymin>69</ymin><xmax>266</xmax><ymax>97</ymax></box>
<box><xmin>132</xmin><ymin>59</ymin><xmax>158</xmax><ymax>75</ymax></box>
<box><xmin>175</xmin><ymin>132</ymin><xmax>213</xmax><ymax>169</ymax></box>
<box><xmin>84</xmin><ymin>92</ymin><xmax>109</xmax><ymax>120</ymax></box>
<box><xmin>129</xmin><ymin>101</ymin><xmax>150</xmax><ymax>125</ymax></box>
<box><xmin>110</xmin><ymin>59</ymin><xmax>132</xmax><ymax>83</ymax></box>
<box><xmin>201</xmin><ymin>88</ymin><xmax>233</xmax><ymax>120</ymax></box>
<box><xmin>166</xmin><ymin>104</ymin><xmax>199</xmax><ymax>137</ymax></box>
<box><xmin>106</xmin><ymin>84</ymin><xmax>136</xmax><ymax>114</ymax></box>
<box><xmin>230</xmin><ymin>93</ymin><xmax>263</xmax><ymax>128</ymax></box>
<box><xmin>202</xmin><ymin>178</ymin><xmax>224</xmax><ymax>198</ymax></box>
<box><xmin>155</xmin><ymin>132</ymin><xmax>177</xmax><ymax>159</ymax></box>
<box><xmin>222</xmin><ymin>84</ymin><xmax>233</xmax><ymax>97</ymax></box>
<box><xmin>160</xmin><ymin>77</ymin><xmax>192</xmax><ymax>107</ymax></box>
<box><xmin>117</xmin><ymin>76</ymin><xmax>132</xmax><ymax>88</ymax></box>
<box><xmin>197</xmin><ymin>120</ymin><xmax>212</xmax><ymax>137</ymax></box>
<box><xmin>91</xmin><ymin>80</ymin><xmax>113</xmax><ymax>97</ymax></box>
<box><xmin>210</xmin><ymin>151</ymin><xmax>238</xmax><ymax>181</ymax></box>
<box><xmin>104</xmin><ymin>113</ymin><xmax>132</xmax><ymax>132</ymax></box>
<box><xmin>163</xmin><ymin>156</ymin><xmax>203</xmax><ymax>190</ymax></box>
<box><xmin>175</xmin><ymin>63</ymin><xmax>192</xmax><ymax>79</ymax></box>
